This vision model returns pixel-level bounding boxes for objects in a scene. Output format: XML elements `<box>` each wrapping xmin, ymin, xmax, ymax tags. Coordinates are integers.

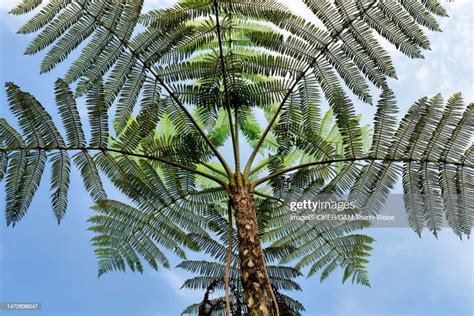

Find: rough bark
<box><xmin>230</xmin><ymin>183</ymin><xmax>275</xmax><ymax>316</ymax></box>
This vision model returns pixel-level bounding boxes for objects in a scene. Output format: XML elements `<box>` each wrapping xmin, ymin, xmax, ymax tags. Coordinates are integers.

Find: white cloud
<box><xmin>0</xmin><ymin>0</ymin><xmax>32</xmax><ymax>32</ymax></box>
<box><xmin>384</xmin><ymin>0</ymin><xmax>474</xmax><ymax>111</ymax></box>
<box><xmin>416</xmin><ymin>64</ymin><xmax>431</xmax><ymax>92</ymax></box>
<box><xmin>0</xmin><ymin>0</ymin><xmax>17</xmax><ymax>12</ymax></box>
<box><xmin>142</xmin><ymin>0</ymin><xmax>175</xmax><ymax>12</ymax></box>
<box><xmin>415</xmin><ymin>1</ymin><xmax>473</xmax><ymax>100</ymax></box>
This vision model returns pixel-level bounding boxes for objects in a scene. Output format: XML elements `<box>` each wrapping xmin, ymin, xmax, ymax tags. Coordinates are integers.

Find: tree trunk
<box><xmin>230</xmin><ymin>183</ymin><xmax>275</xmax><ymax>316</ymax></box>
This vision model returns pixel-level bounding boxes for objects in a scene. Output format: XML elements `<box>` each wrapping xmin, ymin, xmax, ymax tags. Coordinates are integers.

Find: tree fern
<box><xmin>2</xmin><ymin>0</ymin><xmax>472</xmax><ymax>314</ymax></box>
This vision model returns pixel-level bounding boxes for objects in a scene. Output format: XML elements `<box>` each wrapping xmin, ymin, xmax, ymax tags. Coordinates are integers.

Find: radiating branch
<box><xmin>74</xmin><ymin>2</ymin><xmax>234</xmax><ymax>179</ymax></box>
<box><xmin>252</xmin><ymin>156</ymin><xmax>474</xmax><ymax>188</ymax></box>
<box><xmin>1</xmin><ymin>146</ymin><xmax>229</xmax><ymax>189</ymax></box>
<box><xmin>243</xmin><ymin>0</ymin><xmax>379</xmax><ymax>176</ymax></box>
<box><xmin>213</xmin><ymin>0</ymin><xmax>240</xmax><ymax>182</ymax></box>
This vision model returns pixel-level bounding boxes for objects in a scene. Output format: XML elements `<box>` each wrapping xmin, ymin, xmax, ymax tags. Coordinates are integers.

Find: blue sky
<box><xmin>0</xmin><ymin>1</ymin><xmax>473</xmax><ymax>315</ymax></box>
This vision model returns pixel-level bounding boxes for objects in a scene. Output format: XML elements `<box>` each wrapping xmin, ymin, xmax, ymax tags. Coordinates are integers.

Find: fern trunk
<box><xmin>231</xmin><ymin>183</ymin><xmax>275</xmax><ymax>315</ymax></box>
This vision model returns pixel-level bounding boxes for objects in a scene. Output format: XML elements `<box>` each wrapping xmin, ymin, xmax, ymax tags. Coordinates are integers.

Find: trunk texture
<box><xmin>230</xmin><ymin>184</ymin><xmax>274</xmax><ymax>316</ymax></box>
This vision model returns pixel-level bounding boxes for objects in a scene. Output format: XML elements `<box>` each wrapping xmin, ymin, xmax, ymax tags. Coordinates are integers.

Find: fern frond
<box><xmin>55</xmin><ymin>79</ymin><xmax>86</xmax><ymax>147</ymax></box>
<box><xmin>50</xmin><ymin>150</ymin><xmax>71</xmax><ymax>223</ymax></box>
<box><xmin>6</xmin><ymin>150</ymin><xmax>47</xmax><ymax>227</ymax></box>
<box><xmin>86</xmin><ymin>81</ymin><xmax>109</xmax><ymax>148</ymax></box>
<box><xmin>73</xmin><ymin>151</ymin><xmax>107</xmax><ymax>202</ymax></box>
<box><xmin>9</xmin><ymin>0</ymin><xmax>42</xmax><ymax>15</ymax></box>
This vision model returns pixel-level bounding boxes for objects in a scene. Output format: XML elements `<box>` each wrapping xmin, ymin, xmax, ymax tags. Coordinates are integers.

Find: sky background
<box><xmin>0</xmin><ymin>0</ymin><xmax>473</xmax><ymax>315</ymax></box>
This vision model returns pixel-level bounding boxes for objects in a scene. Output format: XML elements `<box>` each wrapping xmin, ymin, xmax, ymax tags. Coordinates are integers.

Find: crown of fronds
<box><xmin>9</xmin><ymin>0</ymin><xmax>446</xmax><ymax>130</ymax></box>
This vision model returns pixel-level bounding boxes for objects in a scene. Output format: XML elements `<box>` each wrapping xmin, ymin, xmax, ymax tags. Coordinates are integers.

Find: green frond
<box><xmin>25</xmin><ymin>1</ymin><xmax>87</xmax><ymax>55</ymax></box>
<box><xmin>113</xmin><ymin>96</ymin><xmax>162</xmax><ymax>151</ymax></box>
<box><xmin>456</xmin><ymin>145</ymin><xmax>473</xmax><ymax>237</ymax></box>
<box><xmin>64</xmin><ymin>0</ymin><xmax>142</xmax><ymax>84</ymax></box>
<box><xmin>376</xmin><ymin>1</ymin><xmax>431</xmax><ymax>50</ymax></box>
<box><xmin>73</xmin><ymin>151</ymin><xmax>107</xmax><ymax>202</ymax></box>
<box><xmin>359</xmin><ymin>92</ymin><xmax>473</xmax><ymax>236</ymax></box>
<box><xmin>18</xmin><ymin>0</ymin><xmax>72</xmax><ymax>34</ymax></box>
<box><xmin>297</xmin><ymin>73</ymin><xmax>321</xmax><ymax>134</ymax></box>
<box><xmin>356</xmin><ymin>1</ymin><xmax>424</xmax><ymax>59</ymax></box>
<box><xmin>421</xmin><ymin>0</ymin><xmax>449</xmax><ymax>17</ymax></box>
<box><xmin>0</xmin><ymin>119</ymin><xmax>25</xmax><ymax>149</ymax></box>
<box><xmin>50</xmin><ymin>150</ymin><xmax>71</xmax><ymax>223</ymax></box>
<box><xmin>0</xmin><ymin>152</ymin><xmax>8</xmax><ymax>182</ymax></box>
<box><xmin>403</xmin><ymin>161</ymin><xmax>424</xmax><ymax>235</ymax></box>
<box><xmin>9</xmin><ymin>0</ymin><xmax>42</xmax><ymax>15</ymax></box>
<box><xmin>39</xmin><ymin>0</ymin><xmax>111</xmax><ymax>74</ymax></box>
<box><xmin>13</xmin><ymin>0</ymin><xmax>443</xmax><ymax>117</ymax></box>
<box><xmin>86</xmin><ymin>81</ymin><xmax>109</xmax><ymax>148</ymax></box>
<box><xmin>4</xmin><ymin>150</ymin><xmax>28</xmax><ymax>226</ymax></box>
<box><xmin>329</xmin><ymin>87</ymin><xmax>364</xmax><ymax>158</ymax></box>
<box><xmin>88</xmin><ymin>198</ymin><xmax>202</xmax><ymax>275</ymax></box>
<box><xmin>6</xmin><ymin>150</ymin><xmax>47</xmax><ymax>227</ymax></box>
<box><xmin>400</xmin><ymin>0</ymin><xmax>441</xmax><ymax>31</ymax></box>
<box><xmin>6</xmin><ymin>82</ymin><xmax>47</xmax><ymax>147</ymax></box>
<box><xmin>55</xmin><ymin>79</ymin><xmax>86</xmax><ymax>147</ymax></box>
<box><xmin>370</xmin><ymin>89</ymin><xmax>398</xmax><ymax>158</ymax></box>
